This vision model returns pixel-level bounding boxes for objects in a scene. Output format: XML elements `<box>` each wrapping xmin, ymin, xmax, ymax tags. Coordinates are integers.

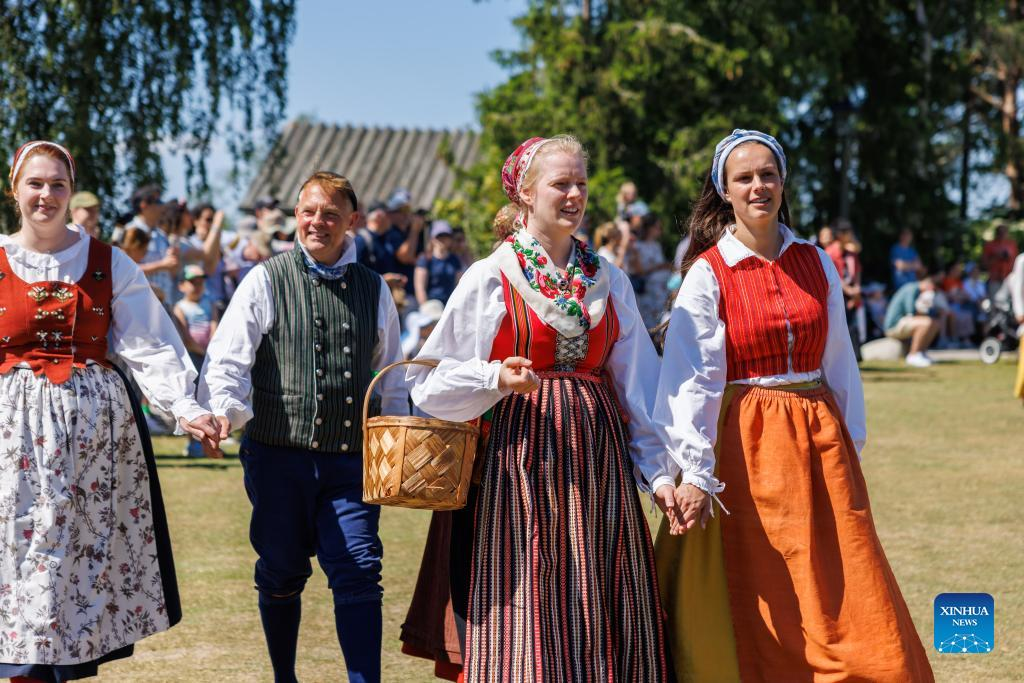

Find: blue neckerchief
<box><xmin>299</xmin><ymin>244</ymin><xmax>347</xmax><ymax>280</ymax></box>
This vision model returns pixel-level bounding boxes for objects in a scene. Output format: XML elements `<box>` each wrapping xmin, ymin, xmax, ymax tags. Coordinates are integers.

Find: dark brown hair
<box><xmin>679</xmin><ymin>169</ymin><xmax>791</xmax><ymax>276</ymax></box>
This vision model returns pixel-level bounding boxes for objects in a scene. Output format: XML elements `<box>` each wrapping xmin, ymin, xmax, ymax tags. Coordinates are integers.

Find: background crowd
<box><xmin>69</xmin><ymin>175</ymin><xmax>1023</xmax><ymax>442</ymax></box>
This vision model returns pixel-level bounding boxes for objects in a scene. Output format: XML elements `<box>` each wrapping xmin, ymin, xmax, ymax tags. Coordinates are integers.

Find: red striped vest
<box><xmin>700</xmin><ymin>241</ymin><xmax>829</xmax><ymax>381</ymax></box>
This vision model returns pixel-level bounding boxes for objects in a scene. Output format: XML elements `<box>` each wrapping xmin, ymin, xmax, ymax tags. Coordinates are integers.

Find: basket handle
<box><xmin>362</xmin><ymin>358</ymin><xmax>441</xmax><ymax>435</ymax></box>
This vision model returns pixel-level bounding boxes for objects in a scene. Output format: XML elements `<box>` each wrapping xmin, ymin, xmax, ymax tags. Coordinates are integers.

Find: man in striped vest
<box><xmin>199</xmin><ymin>171</ymin><xmax>406</xmax><ymax>683</ymax></box>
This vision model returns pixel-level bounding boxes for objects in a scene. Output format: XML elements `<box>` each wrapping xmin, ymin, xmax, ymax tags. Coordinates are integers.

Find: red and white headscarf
<box><xmin>9</xmin><ymin>140</ymin><xmax>76</xmax><ymax>185</ymax></box>
<box><xmin>501</xmin><ymin>136</ymin><xmax>553</xmax><ymax>205</ymax></box>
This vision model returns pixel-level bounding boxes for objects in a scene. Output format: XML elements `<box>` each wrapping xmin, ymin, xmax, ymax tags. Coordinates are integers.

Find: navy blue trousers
<box><xmin>240</xmin><ymin>437</ymin><xmax>382</xmax><ymax>683</ymax></box>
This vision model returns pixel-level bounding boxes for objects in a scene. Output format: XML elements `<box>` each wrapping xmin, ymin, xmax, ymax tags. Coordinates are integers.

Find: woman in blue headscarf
<box><xmin>650</xmin><ymin>130</ymin><xmax>934</xmax><ymax>682</ymax></box>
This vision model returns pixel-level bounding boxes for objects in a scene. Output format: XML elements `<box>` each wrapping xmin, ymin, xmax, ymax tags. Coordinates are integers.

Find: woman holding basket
<box><xmin>400</xmin><ymin>135</ymin><xmax>671</xmax><ymax>681</ymax></box>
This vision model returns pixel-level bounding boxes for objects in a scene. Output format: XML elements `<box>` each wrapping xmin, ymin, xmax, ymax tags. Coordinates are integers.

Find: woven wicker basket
<box><xmin>362</xmin><ymin>359</ymin><xmax>479</xmax><ymax>510</ymax></box>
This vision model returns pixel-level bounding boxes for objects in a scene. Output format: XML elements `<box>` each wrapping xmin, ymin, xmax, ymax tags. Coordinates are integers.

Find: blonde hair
<box><xmin>298</xmin><ymin>171</ymin><xmax>358</xmax><ymax>212</ymax></box>
<box><xmin>519</xmin><ymin>134</ymin><xmax>588</xmax><ymax>200</ymax></box>
<box><xmin>492</xmin><ymin>202</ymin><xmax>519</xmax><ymax>241</ymax></box>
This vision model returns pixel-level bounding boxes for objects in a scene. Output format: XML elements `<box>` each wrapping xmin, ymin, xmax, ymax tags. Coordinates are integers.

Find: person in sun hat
<box><xmin>651</xmin><ymin>128</ymin><xmax>933</xmax><ymax>682</ymax></box>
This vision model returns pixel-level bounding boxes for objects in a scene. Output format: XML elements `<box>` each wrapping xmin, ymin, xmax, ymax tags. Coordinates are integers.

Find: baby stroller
<box><xmin>978</xmin><ymin>294</ymin><xmax>1020</xmax><ymax>364</ymax></box>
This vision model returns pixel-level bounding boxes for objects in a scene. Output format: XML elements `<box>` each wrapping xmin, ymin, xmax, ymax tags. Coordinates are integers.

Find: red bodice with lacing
<box><xmin>0</xmin><ymin>239</ymin><xmax>113</xmax><ymax>384</ymax></box>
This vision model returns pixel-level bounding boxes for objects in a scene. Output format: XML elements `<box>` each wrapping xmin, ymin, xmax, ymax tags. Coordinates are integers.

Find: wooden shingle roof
<box><xmin>241</xmin><ymin>120</ymin><xmax>480</xmax><ymax>211</ymax></box>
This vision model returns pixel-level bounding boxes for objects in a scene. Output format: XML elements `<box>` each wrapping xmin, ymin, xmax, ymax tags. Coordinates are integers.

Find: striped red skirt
<box><xmin>463</xmin><ymin>373</ymin><xmax>668</xmax><ymax>681</ymax></box>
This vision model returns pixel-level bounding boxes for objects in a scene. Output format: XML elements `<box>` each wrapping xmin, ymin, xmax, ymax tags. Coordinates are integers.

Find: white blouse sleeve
<box><xmin>196</xmin><ymin>265</ymin><xmax>274</xmax><ymax>430</ymax></box>
<box><xmin>408</xmin><ymin>259</ymin><xmax>510</xmax><ymax>421</ymax></box>
<box><xmin>109</xmin><ymin>248</ymin><xmax>207</xmax><ymax>426</ymax></box>
<box><xmin>603</xmin><ymin>266</ymin><xmax>668</xmax><ymax>493</ymax></box>
<box><xmin>652</xmin><ymin>259</ymin><xmax>727</xmax><ymax>496</ymax></box>
<box><xmin>818</xmin><ymin>250</ymin><xmax>867</xmax><ymax>455</ymax></box>
<box><xmin>1010</xmin><ymin>253</ymin><xmax>1024</xmax><ymax>320</ymax></box>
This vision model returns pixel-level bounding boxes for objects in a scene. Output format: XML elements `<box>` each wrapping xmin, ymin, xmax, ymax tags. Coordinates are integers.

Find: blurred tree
<box><xmin>460</xmin><ymin>0</ymin><xmax>977</xmax><ymax>280</ymax></box>
<box><xmin>0</xmin><ymin>0</ymin><xmax>296</xmax><ymax>229</ymax></box>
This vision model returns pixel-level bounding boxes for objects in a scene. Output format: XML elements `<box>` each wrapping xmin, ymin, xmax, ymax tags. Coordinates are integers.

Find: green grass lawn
<box><xmin>95</xmin><ymin>360</ymin><xmax>1022</xmax><ymax>682</ymax></box>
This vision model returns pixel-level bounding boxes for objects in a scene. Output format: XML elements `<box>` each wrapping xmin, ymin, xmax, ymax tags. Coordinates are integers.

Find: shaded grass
<box><xmin>95</xmin><ymin>360</ymin><xmax>1022</xmax><ymax>681</ymax></box>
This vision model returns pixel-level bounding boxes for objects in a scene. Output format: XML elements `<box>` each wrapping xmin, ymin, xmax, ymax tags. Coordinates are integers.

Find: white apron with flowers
<box><xmin>0</xmin><ymin>363</ymin><xmax>168</xmax><ymax>664</ymax></box>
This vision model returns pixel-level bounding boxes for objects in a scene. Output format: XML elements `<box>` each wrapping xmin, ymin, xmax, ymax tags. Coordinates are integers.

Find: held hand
<box><xmin>674</xmin><ymin>483</ymin><xmax>709</xmax><ymax>533</ymax></box>
<box><xmin>212</xmin><ymin>210</ymin><xmax>225</xmax><ymax>231</ymax></box>
<box><xmin>655</xmin><ymin>484</ymin><xmax>685</xmax><ymax>535</ymax></box>
<box><xmin>177</xmin><ymin>414</ymin><xmax>224</xmax><ymax>459</ymax></box>
<box><xmin>498</xmin><ymin>356</ymin><xmax>540</xmax><ymax>394</ymax></box>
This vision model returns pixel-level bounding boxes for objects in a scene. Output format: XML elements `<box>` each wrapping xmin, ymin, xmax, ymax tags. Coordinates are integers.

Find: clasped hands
<box><xmin>177</xmin><ymin>414</ymin><xmax>233</xmax><ymax>459</ymax></box>
<box><xmin>655</xmin><ymin>483</ymin><xmax>711</xmax><ymax>536</ymax></box>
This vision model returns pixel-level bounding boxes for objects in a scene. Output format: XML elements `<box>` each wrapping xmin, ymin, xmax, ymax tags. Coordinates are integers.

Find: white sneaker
<box><xmin>905</xmin><ymin>352</ymin><xmax>933</xmax><ymax>368</ymax></box>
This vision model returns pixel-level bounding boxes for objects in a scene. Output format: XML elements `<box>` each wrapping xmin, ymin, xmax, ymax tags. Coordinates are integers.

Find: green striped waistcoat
<box><xmin>245</xmin><ymin>247</ymin><xmax>380</xmax><ymax>453</ymax></box>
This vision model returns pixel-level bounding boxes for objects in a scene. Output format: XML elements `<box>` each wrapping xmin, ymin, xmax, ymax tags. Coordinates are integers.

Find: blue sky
<box><xmin>164</xmin><ymin>0</ymin><xmax>527</xmax><ymax>207</ymax></box>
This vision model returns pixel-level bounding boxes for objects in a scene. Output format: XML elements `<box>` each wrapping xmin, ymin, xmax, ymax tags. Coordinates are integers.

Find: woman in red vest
<box><xmin>0</xmin><ymin>141</ymin><xmax>221</xmax><ymax>683</ymax></box>
<box><xmin>400</xmin><ymin>135</ymin><xmax>669</xmax><ymax>682</ymax></box>
<box><xmin>651</xmin><ymin>130</ymin><xmax>934</xmax><ymax>682</ymax></box>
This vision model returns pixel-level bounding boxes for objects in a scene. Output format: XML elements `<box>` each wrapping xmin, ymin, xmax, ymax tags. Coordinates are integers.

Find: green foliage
<box><xmin>0</xmin><ymin>0</ymin><xmax>296</xmax><ymax>229</ymax></box>
<box><xmin>458</xmin><ymin>0</ymin><xmax>1016</xmax><ymax>280</ymax></box>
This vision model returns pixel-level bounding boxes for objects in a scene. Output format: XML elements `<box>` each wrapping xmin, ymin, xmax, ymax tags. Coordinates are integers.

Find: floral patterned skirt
<box><xmin>0</xmin><ymin>364</ymin><xmax>171</xmax><ymax>666</ymax></box>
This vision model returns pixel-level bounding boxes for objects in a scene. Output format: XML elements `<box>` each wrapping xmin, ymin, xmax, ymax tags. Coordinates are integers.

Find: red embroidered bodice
<box><xmin>489</xmin><ymin>273</ymin><xmax>619</xmax><ymax>373</ymax></box>
<box><xmin>700</xmin><ymin>241</ymin><xmax>829</xmax><ymax>382</ymax></box>
<box><xmin>0</xmin><ymin>239</ymin><xmax>113</xmax><ymax>384</ymax></box>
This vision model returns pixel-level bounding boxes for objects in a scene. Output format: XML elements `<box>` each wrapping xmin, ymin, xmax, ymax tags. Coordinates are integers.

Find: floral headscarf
<box><xmin>501</xmin><ymin>136</ymin><xmax>552</xmax><ymax>205</ymax></box>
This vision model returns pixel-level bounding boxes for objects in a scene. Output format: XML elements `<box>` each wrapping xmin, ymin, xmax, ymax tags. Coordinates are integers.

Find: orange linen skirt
<box><xmin>656</xmin><ymin>384</ymin><xmax>933</xmax><ymax>683</ymax></box>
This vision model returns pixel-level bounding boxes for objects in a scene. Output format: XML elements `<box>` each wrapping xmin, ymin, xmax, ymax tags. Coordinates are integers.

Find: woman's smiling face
<box><xmin>723</xmin><ymin>142</ymin><xmax>783</xmax><ymax>226</ymax></box>
<box><xmin>521</xmin><ymin>151</ymin><xmax>588</xmax><ymax>237</ymax></box>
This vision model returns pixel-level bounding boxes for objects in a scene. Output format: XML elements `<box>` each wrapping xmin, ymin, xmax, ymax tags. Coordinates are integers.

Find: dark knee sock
<box><xmin>258</xmin><ymin>591</ymin><xmax>302</xmax><ymax>683</ymax></box>
<box><xmin>333</xmin><ymin>598</ymin><xmax>382</xmax><ymax>683</ymax></box>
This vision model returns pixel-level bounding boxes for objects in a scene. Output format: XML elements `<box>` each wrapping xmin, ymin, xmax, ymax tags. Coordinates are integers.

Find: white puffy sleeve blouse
<box><xmin>651</xmin><ymin>229</ymin><xmax>866</xmax><ymax>497</ymax></box>
<box><xmin>408</xmin><ymin>254</ymin><xmax>666</xmax><ymax>491</ymax></box>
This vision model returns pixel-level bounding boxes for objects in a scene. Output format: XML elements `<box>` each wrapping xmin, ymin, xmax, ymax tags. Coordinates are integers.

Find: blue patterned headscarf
<box><xmin>711</xmin><ymin>129</ymin><xmax>787</xmax><ymax>199</ymax></box>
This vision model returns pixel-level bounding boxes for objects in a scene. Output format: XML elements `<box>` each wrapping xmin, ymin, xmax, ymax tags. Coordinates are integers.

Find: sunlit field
<box><xmin>96</xmin><ymin>359</ymin><xmax>1022</xmax><ymax>682</ymax></box>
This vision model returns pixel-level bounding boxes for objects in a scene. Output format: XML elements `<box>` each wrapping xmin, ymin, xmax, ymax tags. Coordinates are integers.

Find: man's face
<box><xmin>294</xmin><ymin>183</ymin><xmax>358</xmax><ymax>263</ymax></box>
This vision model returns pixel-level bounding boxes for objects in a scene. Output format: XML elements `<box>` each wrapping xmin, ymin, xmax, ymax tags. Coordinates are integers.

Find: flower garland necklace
<box><xmin>509</xmin><ymin>228</ymin><xmax>600</xmax><ymax>330</ymax></box>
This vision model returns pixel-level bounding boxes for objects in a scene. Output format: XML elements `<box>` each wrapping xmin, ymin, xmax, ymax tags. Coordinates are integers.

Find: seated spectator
<box><xmin>414</xmin><ymin>220</ymin><xmax>463</xmax><ymax>305</ymax></box>
<box><xmin>884</xmin><ymin>272</ymin><xmax>944</xmax><ymax>367</ymax></box>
